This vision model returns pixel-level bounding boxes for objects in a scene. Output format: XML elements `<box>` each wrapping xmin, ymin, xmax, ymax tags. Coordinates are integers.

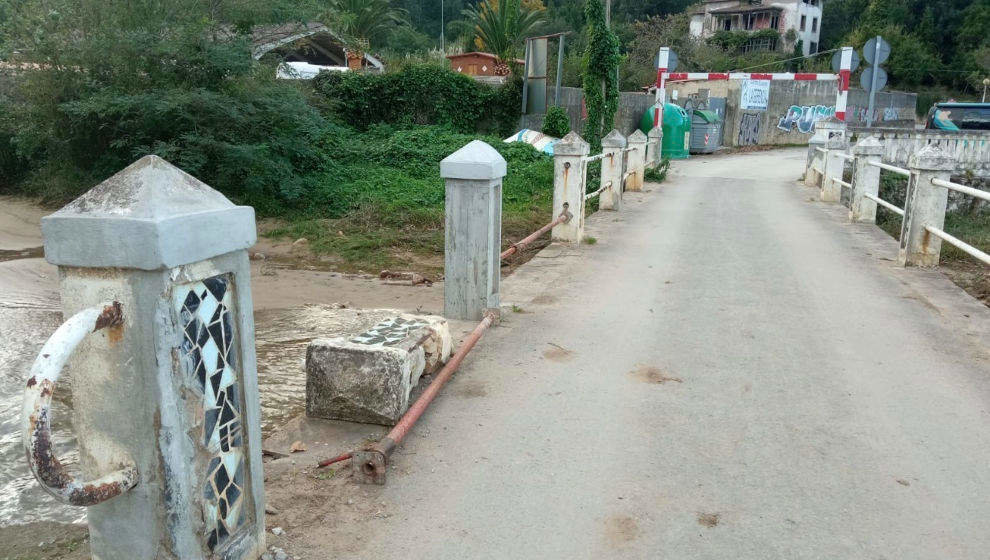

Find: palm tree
<box><xmin>326</xmin><ymin>0</ymin><xmax>408</xmax><ymax>50</ymax></box>
<box><xmin>462</xmin><ymin>0</ymin><xmax>545</xmax><ymax>73</ymax></box>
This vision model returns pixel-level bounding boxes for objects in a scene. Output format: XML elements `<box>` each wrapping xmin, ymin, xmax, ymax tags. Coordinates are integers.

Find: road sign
<box><xmin>861</xmin><ymin>66</ymin><xmax>888</xmax><ymax>92</ymax></box>
<box><xmin>863</xmin><ymin>37</ymin><xmax>891</xmax><ymax>65</ymax></box>
<box><xmin>657</xmin><ymin>50</ymin><xmax>678</xmax><ymax>72</ymax></box>
<box><xmin>832</xmin><ymin>50</ymin><xmax>860</xmax><ymax>73</ymax></box>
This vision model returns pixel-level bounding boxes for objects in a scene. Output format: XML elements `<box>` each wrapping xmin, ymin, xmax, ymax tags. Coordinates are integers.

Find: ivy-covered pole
<box><xmin>581</xmin><ymin>0</ymin><xmax>620</xmax><ymax>152</ymax></box>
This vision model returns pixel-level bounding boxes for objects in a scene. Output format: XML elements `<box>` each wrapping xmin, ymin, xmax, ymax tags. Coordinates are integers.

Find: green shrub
<box><xmin>541</xmin><ymin>105</ymin><xmax>570</xmax><ymax>137</ymax></box>
<box><xmin>314</xmin><ymin>64</ymin><xmax>522</xmax><ymax>136</ymax></box>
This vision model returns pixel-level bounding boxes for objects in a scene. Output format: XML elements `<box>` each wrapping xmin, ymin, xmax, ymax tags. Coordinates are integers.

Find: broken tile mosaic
<box><xmin>174</xmin><ymin>274</ymin><xmax>248</xmax><ymax>553</ymax></box>
<box><xmin>350</xmin><ymin>317</ymin><xmax>430</xmax><ymax>347</ymax></box>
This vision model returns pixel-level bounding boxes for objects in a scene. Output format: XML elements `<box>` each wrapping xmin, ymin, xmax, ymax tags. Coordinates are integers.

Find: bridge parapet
<box><xmin>847</xmin><ymin>127</ymin><xmax>990</xmax><ymax>178</ymax></box>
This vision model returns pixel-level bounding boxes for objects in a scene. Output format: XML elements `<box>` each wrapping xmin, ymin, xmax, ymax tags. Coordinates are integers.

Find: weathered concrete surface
<box><xmin>306</xmin><ymin>314</ymin><xmax>452</xmax><ymax>425</ymax></box>
<box><xmin>348</xmin><ymin>148</ymin><xmax>990</xmax><ymax>559</ymax></box>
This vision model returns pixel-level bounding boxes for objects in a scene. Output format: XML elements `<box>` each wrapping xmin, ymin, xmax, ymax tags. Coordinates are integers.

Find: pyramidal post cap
<box><xmin>628</xmin><ymin>129</ymin><xmax>649</xmax><ymax>144</ymax></box>
<box><xmin>41</xmin><ymin>155</ymin><xmax>257</xmax><ymax>270</ymax></box>
<box><xmin>440</xmin><ymin>140</ymin><xmax>507</xmax><ymax>180</ymax></box>
<box><xmin>555</xmin><ymin>131</ymin><xmax>590</xmax><ymax>156</ymax></box>
<box><xmin>601</xmin><ymin>129</ymin><xmax>627</xmax><ymax>148</ymax></box>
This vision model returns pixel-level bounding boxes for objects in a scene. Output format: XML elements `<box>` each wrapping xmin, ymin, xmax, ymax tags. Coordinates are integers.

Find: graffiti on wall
<box><xmin>738</xmin><ymin>113</ymin><xmax>761</xmax><ymax>145</ymax></box>
<box><xmin>776</xmin><ymin>105</ymin><xmax>836</xmax><ymax>134</ymax></box>
<box><xmin>847</xmin><ymin>105</ymin><xmax>903</xmax><ymax>123</ymax></box>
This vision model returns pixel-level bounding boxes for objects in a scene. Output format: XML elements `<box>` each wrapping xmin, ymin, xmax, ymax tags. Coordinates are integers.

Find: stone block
<box><xmin>306</xmin><ymin>314</ymin><xmax>452</xmax><ymax>425</ymax></box>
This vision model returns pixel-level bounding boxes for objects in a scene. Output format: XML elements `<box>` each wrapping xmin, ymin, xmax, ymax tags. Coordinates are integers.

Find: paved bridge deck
<box><xmin>359</xmin><ymin>148</ymin><xmax>990</xmax><ymax>559</ymax></box>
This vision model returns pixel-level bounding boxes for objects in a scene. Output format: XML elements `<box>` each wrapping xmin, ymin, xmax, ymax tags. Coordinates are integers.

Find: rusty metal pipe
<box><xmin>352</xmin><ymin>311</ymin><xmax>496</xmax><ymax>484</ymax></box>
<box><xmin>500</xmin><ymin>208</ymin><xmax>571</xmax><ymax>261</ymax></box>
<box><xmin>316</xmin><ymin>452</ymin><xmax>353</xmax><ymax>468</ymax></box>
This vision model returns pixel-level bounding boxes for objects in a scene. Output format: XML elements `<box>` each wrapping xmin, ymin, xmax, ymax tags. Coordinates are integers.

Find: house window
<box><xmin>722</xmin><ymin>17</ymin><xmax>732</xmax><ymax>31</ymax></box>
<box><xmin>812</xmin><ymin>17</ymin><xmax>818</xmax><ymax>32</ymax></box>
<box><xmin>810</xmin><ymin>41</ymin><xmax>818</xmax><ymax>54</ymax></box>
<box><xmin>800</xmin><ymin>15</ymin><xmax>806</xmax><ymax>31</ymax></box>
<box><xmin>770</xmin><ymin>14</ymin><xmax>780</xmax><ymax>30</ymax></box>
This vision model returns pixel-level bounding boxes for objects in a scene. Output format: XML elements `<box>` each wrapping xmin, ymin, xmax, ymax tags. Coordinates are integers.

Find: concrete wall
<box><xmin>521</xmin><ymin>87</ymin><xmax>666</xmax><ymax>137</ymax></box>
<box><xmin>668</xmin><ymin>80</ymin><xmax>916</xmax><ymax>147</ymax></box>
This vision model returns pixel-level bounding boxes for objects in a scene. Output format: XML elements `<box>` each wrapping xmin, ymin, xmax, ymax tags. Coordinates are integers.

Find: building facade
<box><xmin>689</xmin><ymin>0</ymin><xmax>824</xmax><ymax>56</ymax></box>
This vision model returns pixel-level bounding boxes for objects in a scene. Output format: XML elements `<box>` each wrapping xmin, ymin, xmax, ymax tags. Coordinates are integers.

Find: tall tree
<box><xmin>325</xmin><ymin>0</ymin><xmax>409</xmax><ymax>49</ymax></box>
<box><xmin>581</xmin><ymin>0</ymin><xmax>619</xmax><ymax>150</ymax></box>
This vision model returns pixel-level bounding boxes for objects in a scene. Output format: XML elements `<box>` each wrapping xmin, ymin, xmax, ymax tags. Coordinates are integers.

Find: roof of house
<box><xmin>709</xmin><ymin>4</ymin><xmax>784</xmax><ymax>14</ymax></box>
<box><xmin>446</xmin><ymin>52</ymin><xmax>525</xmax><ymax>65</ymax></box>
<box><xmin>251</xmin><ymin>23</ymin><xmax>384</xmax><ymax>70</ymax></box>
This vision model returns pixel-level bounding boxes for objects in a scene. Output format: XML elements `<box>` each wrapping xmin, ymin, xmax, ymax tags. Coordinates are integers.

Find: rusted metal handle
<box><xmin>22</xmin><ymin>302</ymin><xmax>139</xmax><ymax>506</ymax></box>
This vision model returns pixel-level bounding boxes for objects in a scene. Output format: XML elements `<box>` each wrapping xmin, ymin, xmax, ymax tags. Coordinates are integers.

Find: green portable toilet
<box><xmin>640</xmin><ymin>104</ymin><xmax>690</xmax><ymax>159</ymax></box>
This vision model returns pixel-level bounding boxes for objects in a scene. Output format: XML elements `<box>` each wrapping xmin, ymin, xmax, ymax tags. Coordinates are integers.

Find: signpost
<box><xmin>863</xmin><ymin>36</ymin><xmax>890</xmax><ymax>128</ymax></box>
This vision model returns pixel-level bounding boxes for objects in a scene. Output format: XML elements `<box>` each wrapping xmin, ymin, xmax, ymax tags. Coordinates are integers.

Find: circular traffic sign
<box><xmin>860</xmin><ymin>66</ymin><xmax>888</xmax><ymax>92</ymax></box>
<box><xmin>863</xmin><ymin>36</ymin><xmax>891</xmax><ymax>65</ymax></box>
<box><xmin>831</xmin><ymin>50</ymin><xmax>860</xmax><ymax>73</ymax></box>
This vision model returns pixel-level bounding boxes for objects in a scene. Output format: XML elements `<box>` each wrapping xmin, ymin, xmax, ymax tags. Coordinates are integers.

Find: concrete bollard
<box><xmin>552</xmin><ymin>132</ymin><xmax>589</xmax><ymax>242</ymax></box>
<box><xmin>849</xmin><ymin>136</ymin><xmax>884</xmax><ymax>223</ymax></box>
<box><xmin>646</xmin><ymin>127</ymin><xmax>662</xmax><ymax>170</ymax></box>
<box><xmin>441</xmin><ymin>140</ymin><xmax>506</xmax><ymax>320</ymax></box>
<box><xmin>625</xmin><ymin>130</ymin><xmax>648</xmax><ymax>191</ymax></box>
<box><xmin>820</xmin><ymin>133</ymin><xmax>849</xmax><ymax>203</ymax></box>
<box><xmin>28</xmin><ymin>156</ymin><xmax>265</xmax><ymax>559</ymax></box>
<box><xmin>899</xmin><ymin>144</ymin><xmax>955</xmax><ymax>267</ymax></box>
<box><xmin>599</xmin><ymin>129</ymin><xmax>627</xmax><ymax>211</ymax></box>
<box><xmin>804</xmin><ymin>135</ymin><xmax>826</xmax><ymax>187</ymax></box>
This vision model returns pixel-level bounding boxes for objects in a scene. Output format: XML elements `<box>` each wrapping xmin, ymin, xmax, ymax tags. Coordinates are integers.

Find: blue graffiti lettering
<box><xmin>777</xmin><ymin>105</ymin><xmax>836</xmax><ymax>134</ymax></box>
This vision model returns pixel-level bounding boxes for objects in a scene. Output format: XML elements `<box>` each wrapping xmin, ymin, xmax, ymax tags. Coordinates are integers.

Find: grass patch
<box><xmin>644</xmin><ymin>158</ymin><xmax>671</xmax><ymax>183</ymax></box>
<box><xmin>583</xmin><ymin>236</ymin><xmax>598</xmax><ymax>245</ymax></box>
<box><xmin>264</xmin><ymin>125</ymin><xmax>556</xmax><ymax>274</ymax></box>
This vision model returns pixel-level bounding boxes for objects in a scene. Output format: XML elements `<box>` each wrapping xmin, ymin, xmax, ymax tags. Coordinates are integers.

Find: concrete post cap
<box><xmin>627</xmin><ymin>129</ymin><xmax>648</xmax><ymax>144</ymax></box>
<box><xmin>909</xmin><ymin>144</ymin><xmax>955</xmax><ymax>171</ymax></box>
<box><xmin>601</xmin><ymin>129</ymin><xmax>627</xmax><ymax>148</ymax></box>
<box><xmin>555</xmin><ymin>131</ymin><xmax>590</xmax><ymax>156</ymax></box>
<box><xmin>852</xmin><ymin>135</ymin><xmax>884</xmax><ymax>155</ymax></box>
<box><xmin>440</xmin><ymin>140</ymin><xmax>507</xmax><ymax>180</ymax></box>
<box><xmin>41</xmin><ymin>155</ymin><xmax>256</xmax><ymax>270</ymax></box>
<box><xmin>825</xmin><ymin>135</ymin><xmax>848</xmax><ymax>149</ymax></box>
<box><xmin>647</xmin><ymin>127</ymin><xmax>662</xmax><ymax>138</ymax></box>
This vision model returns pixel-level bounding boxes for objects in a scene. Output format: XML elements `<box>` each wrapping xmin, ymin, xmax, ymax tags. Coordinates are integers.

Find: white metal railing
<box><xmin>585</xmin><ymin>181</ymin><xmax>611</xmax><ymax>201</ymax></box>
<box><xmin>815</xmin><ymin>147</ymin><xmax>827</xmax><ymax>154</ymax></box>
<box><xmin>582</xmin><ymin>152</ymin><xmax>608</xmax><ymax>163</ymax></box>
<box><xmin>867</xmin><ymin>160</ymin><xmax>910</xmax><ymax>177</ymax></box>
<box><xmin>924</xmin><ymin>226</ymin><xmax>990</xmax><ymax>265</ymax></box>
<box><xmin>837</xmin><ymin>152</ymin><xmax>854</xmax><ymax>161</ymax></box>
<box><xmin>864</xmin><ymin>192</ymin><xmax>904</xmax><ymax>216</ymax></box>
<box><xmin>931</xmin><ymin>178</ymin><xmax>990</xmax><ymax>203</ymax></box>
<box><xmin>835</xmin><ymin>178</ymin><xmax>852</xmax><ymax>189</ymax></box>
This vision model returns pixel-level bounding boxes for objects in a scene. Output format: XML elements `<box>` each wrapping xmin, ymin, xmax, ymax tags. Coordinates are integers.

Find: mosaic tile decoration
<box><xmin>350</xmin><ymin>317</ymin><xmax>429</xmax><ymax>347</ymax></box>
<box><xmin>174</xmin><ymin>275</ymin><xmax>247</xmax><ymax>553</ymax></box>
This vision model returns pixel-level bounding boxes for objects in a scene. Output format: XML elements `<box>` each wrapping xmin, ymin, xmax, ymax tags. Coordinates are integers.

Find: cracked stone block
<box><xmin>305</xmin><ymin>315</ymin><xmax>452</xmax><ymax>425</ymax></box>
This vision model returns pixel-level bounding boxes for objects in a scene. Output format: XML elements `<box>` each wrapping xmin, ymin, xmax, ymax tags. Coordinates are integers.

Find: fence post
<box><xmin>552</xmin><ymin>131</ymin><xmax>589</xmax><ymax>242</ymax></box>
<box><xmin>820</xmin><ymin>133</ymin><xmax>849</xmax><ymax>203</ymax></box>
<box><xmin>849</xmin><ymin>136</ymin><xmax>883</xmax><ymax>223</ymax></box>
<box><xmin>899</xmin><ymin>144</ymin><xmax>955</xmax><ymax>267</ymax></box>
<box><xmin>626</xmin><ymin>130</ymin><xmax>648</xmax><ymax>191</ymax></box>
<box><xmin>441</xmin><ymin>140</ymin><xmax>506</xmax><ymax>320</ymax></box>
<box><xmin>647</xmin><ymin>127</ymin><xmax>663</xmax><ymax>169</ymax></box>
<box><xmin>33</xmin><ymin>155</ymin><xmax>265</xmax><ymax>559</ymax></box>
<box><xmin>599</xmin><ymin>129</ymin><xmax>626</xmax><ymax>211</ymax></box>
<box><xmin>804</xmin><ymin>128</ymin><xmax>827</xmax><ymax>187</ymax></box>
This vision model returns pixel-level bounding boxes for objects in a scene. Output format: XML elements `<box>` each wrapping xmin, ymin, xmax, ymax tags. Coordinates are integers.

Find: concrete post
<box><xmin>599</xmin><ymin>129</ymin><xmax>626</xmax><ymax>211</ymax></box>
<box><xmin>804</xmin><ymin>136</ymin><xmax>825</xmax><ymax>187</ymax></box>
<box><xmin>552</xmin><ymin>132</ymin><xmax>589</xmax><ymax>242</ymax></box>
<box><xmin>441</xmin><ymin>140</ymin><xmax>506</xmax><ymax>320</ymax></box>
<box><xmin>626</xmin><ymin>130</ymin><xmax>648</xmax><ymax>191</ymax></box>
<box><xmin>33</xmin><ymin>155</ymin><xmax>265</xmax><ymax>559</ymax></box>
<box><xmin>849</xmin><ymin>136</ymin><xmax>884</xmax><ymax>223</ymax></box>
<box><xmin>646</xmin><ymin>127</ymin><xmax>662</xmax><ymax>169</ymax></box>
<box><xmin>899</xmin><ymin>145</ymin><xmax>955</xmax><ymax>267</ymax></box>
<box><xmin>820</xmin><ymin>133</ymin><xmax>849</xmax><ymax>203</ymax></box>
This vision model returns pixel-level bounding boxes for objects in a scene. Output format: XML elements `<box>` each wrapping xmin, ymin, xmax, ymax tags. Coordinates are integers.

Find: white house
<box><xmin>689</xmin><ymin>0</ymin><xmax>825</xmax><ymax>56</ymax></box>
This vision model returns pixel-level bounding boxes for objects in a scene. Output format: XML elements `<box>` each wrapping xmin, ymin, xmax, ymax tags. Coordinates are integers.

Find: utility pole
<box><xmin>605</xmin><ymin>0</ymin><xmax>611</xmax><ymax>26</ymax></box>
<box><xmin>440</xmin><ymin>0</ymin><xmax>445</xmax><ymax>52</ymax></box>
<box><xmin>983</xmin><ymin>78</ymin><xmax>989</xmax><ymax>103</ymax></box>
